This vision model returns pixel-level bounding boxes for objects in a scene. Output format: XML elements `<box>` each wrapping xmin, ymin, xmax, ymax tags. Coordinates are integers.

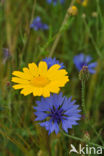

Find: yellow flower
<box><xmin>68</xmin><ymin>6</ymin><xmax>78</xmax><ymax>16</ymax></box>
<box><xmin>11</xmin><ymin>61</ymin><xmax>69</xmax><ymax>97</ymax></box>
<box><xmin>76</xmin><ymin>0</ymin><xmax>88</xmax><ymax>7</ymax></box>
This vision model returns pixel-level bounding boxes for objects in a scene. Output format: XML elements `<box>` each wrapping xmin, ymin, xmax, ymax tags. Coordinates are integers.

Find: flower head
<box><xmin>11</xmin><ymin>61</ymin><xmax>69</xmax><ymax>97</ymax></box>
<box><xmin>2</xmin><ymin>48</ymin><xmax>11</xmax><ymax>64</ymax></box>
<box><xmin>30</xmin><ymin>17</ymin><xmax>48</xmax><ymax>31</ymax></box>
<box><xmin>73</xmin><ymin>53</ymin><xmax>97</xmax><ymax>74</ymax></box>
<box><xmin>47</xmin><ymin>0</ymin><xmax>64</xmax><ymax>5</ymax></box>
<box><xmin>43</xmin><ymin>57</ymin><xmax>64</xmax><ymax>69</ymax></box>
<box><xmin>68</xmin><ymin>6</ymin><xmax>78</xmax><ymax>16</ymax></box>
<box><xmin>76</xmin><ymin>0</ymin><xmax>88</xmax><ymax>7</ymax></box>
<box><xmin>79</xmin><ymin>66</ymin><xmax>89</xmax><ymax>81</ymax></box>
<box><xmin>34</xmin><ymin>93</ymin><xmax>81</xmax><ymax>134</ymax></box>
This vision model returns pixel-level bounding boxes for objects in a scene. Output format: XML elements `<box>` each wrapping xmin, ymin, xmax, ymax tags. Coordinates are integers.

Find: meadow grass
<box><xmin>0</xmin><ymin>0</ymin><xmax>104</xmax><ymax>155</ymax></box>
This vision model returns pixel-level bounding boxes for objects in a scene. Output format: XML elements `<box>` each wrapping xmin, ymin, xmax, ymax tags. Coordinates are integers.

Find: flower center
<box><xmin>49</xmin><ymin>108</ymin><xmax>64</xmax><ymax>123</ymax></box>
<box><xmin>80</xmin><ymin>62</ymin><xmax>87</xmax><ymax>68</ymax></box>
<box><xmin>30</xmin><ymin>76</ymin><xmax>50</xmax><ymax>87</ymax></box>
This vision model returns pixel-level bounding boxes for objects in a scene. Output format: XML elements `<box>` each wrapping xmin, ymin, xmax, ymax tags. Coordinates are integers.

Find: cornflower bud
<box><xmin>79</xmin><ymin>66</ymin><xmax>89</xmax><ymax>81</ymax></box>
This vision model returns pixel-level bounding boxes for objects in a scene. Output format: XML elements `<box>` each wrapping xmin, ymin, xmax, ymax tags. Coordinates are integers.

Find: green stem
<box><xmin>81</xmin><ymin>80</ymin><xmax>86</xmax><ymax>115</ymax></box>
<box><xmin>89</xmin><ymin>123</ymin><xmax>104</xmax><ymax>146</ymax></box>
<box><xmin>83</xmin><ymin>19</ymin><xmax>102</xmax><ymax>59</ymax></box>
<box><xmin>61</xmin><ymin>130</ymin><xmax>104</xmax><ymax>149</ymax></box>
<box><xmin>8</xmin><ymin>92</ymin><xmax>12</xmax><ymax>125</ymax></box>
<box><xmin>49</xmin><ymin>0</ymin><xmax>76</xmax><ymax>57</ymax></box>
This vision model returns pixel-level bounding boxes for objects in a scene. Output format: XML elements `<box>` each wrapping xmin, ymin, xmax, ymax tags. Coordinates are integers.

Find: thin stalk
<box><xmin>8</xmin><ymin>92</ymin><xmax>12</xmax><ymax>126</ymax></box>
<box><xmin>81</xmin><ymin>80</ymin><xmax>86</xmax><ymax>115</ymax></box>
<box><xmin>61</xmin><ymin>130</ymin><xmax>104</xmax><ymax>150</ymax></box>
<box><xmin>22</xmin><ymin>0</ymin><xmax>36</xmax><ymax>61</ymax></box>
<box><xmin>89</xmin><ymin>124</ymin><xmax>104</xmax><ymax>146</ymax></box>
<box><xmin>49</xmin><ymin>0</ymin><xmax>76</xmax><ymax>57</ymax></box>
<box><xmin>83</xmin><ymin>19</ymin><xmax>102</xmax><ymax>58</ymax></box>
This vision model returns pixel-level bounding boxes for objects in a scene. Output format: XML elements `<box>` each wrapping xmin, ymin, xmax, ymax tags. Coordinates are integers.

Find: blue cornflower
<box><xmin>43</xmin><ymin>57</ymin><xmax>64</xmax><ymax>69</ymax></box>
<box><xmin>34</xmin><ymin>93</ymin><xmax>81</xmax><ymax>134</ymax></box>
<box><xmin>47</xmin><ymin>0</ymin><xmax>65</xmax><ymax>5</ymax></box>
<box><xmin>73</xmin><ymin>53</ymin><xmax>97</xmax><ymax>74</ymax></box>
<box><xmin>2</xmin><ymin>48</ymin><xmax>11</xmax><ymax>64</ymax></box>
<box><xmin>30</xmin><ymin>17</ymin><xmax>48</xmax><ymax>31</ymax></box>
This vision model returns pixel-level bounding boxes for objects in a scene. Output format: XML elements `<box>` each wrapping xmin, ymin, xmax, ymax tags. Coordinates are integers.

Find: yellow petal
<box><xmin>11</xmin><ymin>77</ymin><xmax>29</xmax><ymax>84</ymax></box>
<box><xmin>12</xmin><ymin>84</ymin><xmax>26</xmax><ymax>89</ymax></box>
<box><xmin>47</xmin><ymin>64</ymin><xmax>61</xmax><ymax>78</ymax></box>
<box><xmin>23</xmin><ymin>67</ymin><xmax>33</xmax><ymax>79</ymax></box>
<box><xmin>33</xmin><ymin>88</ymin><xmax>43</xmax><ymax>96</ymax></box>
<box><xmin>48</xmin><ymin>83</ymin><xmax>60</xmax><ymax>93</ymax></box>
<box><xmin>49</xmin><ymin>68</ymin><xmax>69</xmax><ymax>81</ymax></box>
<box><xmin>55</xmin><ymin>78</ymin><xmax>69</xmax><ymax>86</ymax></box>
<box><xmin>12</xmin><ymin>71</ymin><xmax>31</xmax><ymax>80</ymax></box>
<box><xmin>20</xmin><ymin>87</ymin><xmax>33</xmax><ymax>95</ymax></box>
<box><xmin>58</xmin><ymin>69</ymin><xmax>68</xmax><ymax>75</ymax></box>
<box><xmin>48</xmin><ymin>64</ymin><xmax>61</xmax><ymax>72</ymax></box>
<box><xmin>12</xmin><ymin>71</ymin><xmax>24</xmax><ymax>78</ymax></box>
<box><xmin>28</xmin><ymin>63</ymin><xmax>38</xmax><ymax>76</ymax></box>
<box><xmin>38</xmin><ymin>61</ymin><xmax>48</xmax><ymax>76</ymax></box>
<box><xmin>43</xmin><ymin>88</ymin><xmax>50</xmax><ymax>97</ymax></box>
<box><xmin>33</xmin><ymin>89</ymin><xmax>37</xmax><ymax>96</ymax></box>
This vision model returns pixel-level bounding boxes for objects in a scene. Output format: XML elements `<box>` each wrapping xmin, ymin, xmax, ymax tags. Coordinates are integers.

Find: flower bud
<box><xmin>83</xmin><ymin>131</ymin><xmax>90</xmax><ymax>141</ymax></box>
<box><xmin>76</xmin><ymin>0</ymin><xmax>88</xmax><ymax>7</ymax></box>
<box><xmin>6</xmin><ymin>81</ymin><xmax>11</xmax><ymax>87</ymax></box>
<box><xmin>68</xmin><ymin>6</ymin><xmax>78</xmax><ymax>16</ymax></box>
<box><xmin>92</xmin><ymin>12</ymin><xmax>98</xmax><ymax>18</ymax></box>
<box><xmin>79</xmin><ymin>66</ymin><xmax>89</xmax><ymax>81</ymax></box>
<box><xmin>82</xmin><ymin>13</ymin><xmax>86</xmax><ymax>19</ymax></box>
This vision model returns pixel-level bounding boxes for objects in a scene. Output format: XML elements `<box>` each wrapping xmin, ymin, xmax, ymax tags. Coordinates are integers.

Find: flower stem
<box><xmin>60</xmin><ymin>130</ymin><xmax>104</xmax><ymax>149</ymax></box>
<box><xmin>83</xmin><ymin>18</ymin><xmax>102</xmax><ymax>58</ymax></box>
<box><xmin>49</xmin><ymin>0</ymin><xmax>76</xmax><ymax>57</ymax></box>
<box><xmin>81</xmin><ymin>80</ymin><xmax>86</xmax><ymax>115</ymax></box>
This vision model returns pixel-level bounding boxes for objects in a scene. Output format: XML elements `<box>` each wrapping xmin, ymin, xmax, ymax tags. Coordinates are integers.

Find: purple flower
<box><xmin>30</xmin><ymin>17</ymin><xmax>48</xmax><ymax>31</ymax></box>
<box><xmin>47</xmin><ymin>0</ymin><xmax>65</xmax><ymax>5</ymax></box>
<box><xmin>34</xmin><ymin>93</ymin><xmax>81</xmax><ymax>134</ymax></box>
<box><xmin>2</xmin><ymin>48</ymin><xmax>11</xmax><ymax>64</ymax></box>
<box><xmin>43</xmin><ymin>57</ymin><xmax>64</xmax><ymax>69</ymax></box>
<box><xmin>73</xmin><ymin>53</ymin><xmax>97</xmax><ymax>74</ymax></box>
